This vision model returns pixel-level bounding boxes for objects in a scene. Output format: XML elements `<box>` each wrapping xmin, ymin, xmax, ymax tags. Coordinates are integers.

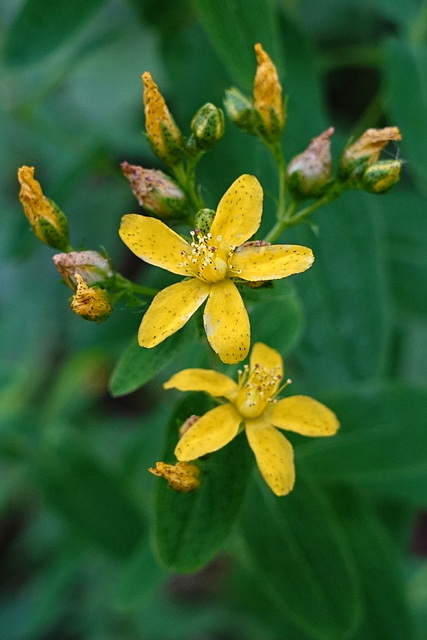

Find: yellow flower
<box><xmin>119</xmin><ymin>174</ymin><xmax>314</xmax><ymax>364</ymax></box>
<box><xmin>164</xmin><ymin>342</ymin><xmax>339</xmax><ymax>496</ymax></box>
<box><xmin>148</xmin><ymin>461</ymin><xmax>200</xmax><ymax>492</ymax></box>
<box><xmin>17</xmin><ymin>166</ymin><xmax>70</xmax><ymax>251</ymax></box>
<box><xmin>70</xmin><ymin>273</ymin><xmax>112</xmax><ymax>322</ymax></box>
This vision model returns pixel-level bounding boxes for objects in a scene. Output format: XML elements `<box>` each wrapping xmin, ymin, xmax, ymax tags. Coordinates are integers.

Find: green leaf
<box><xmin>333</xmin><ymin>490</ymin><xmax>416</xmax><ymax>640</ymax></box>
<box><xmin>299</xmin><ymin>383</ymin><xmax>427</xmax><ymax>505</ymax></box>
<box><xmin>0</xmin><ymin>542</ymin><xmax>80</xmax><ymax>639</ymax></box>
<box><xmin>192</xmin><ymin>0</ymin><xmax>280</xmax><ymax>88</ymax></box>
<box><xmin>109</xmin><ymin>320</ymin><xmax>197</xmax><ymax>397</ymax></box>
<box><xmin>4</xmin><ymin>0</ymin><xmax>109</xmax><ymax>66</ymax></box>
<box><xmin>384</xmin><ymin>38</ymin><xmax>427</xmax><ymax>193</ymax></box>
<box><xmin>240</xmin><ymin>475</ymin><xmax>361</xmax><ymax>640</ymax></box>
<box><xmin>245</xmin><ymin>280</ymin><xmax>304</xmax><ymax>355</ymax></box>
<box><xmin>153</xmin><ymin>394</ymin><xmax>253</xmax><ymax>572</ymax></box>
<box><xmin>33</xmin><ymin>435</ymin><xmax>146</xmax><ymax>558</ymax></box>
<box><xmin>278</xmin><ymin>10</ymin><xmax>327</xmax><ymax>148</ymax></box>
<box><xmin>384</xmin><ymin>189</ymin><xmax>427</xmax><ymax>315</ymax></box>
<box><xmin>114</xmin><ymin>540</ymin><xmax>168</xmax><ymax>610</ymax></box>
<box><xmin>293</xmin><ymin>192</ymin><xmax>390</xmax><ymax>388</ymax></box>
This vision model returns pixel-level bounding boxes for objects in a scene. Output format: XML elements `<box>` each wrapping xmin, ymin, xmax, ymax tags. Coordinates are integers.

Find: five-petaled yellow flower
<box><xmin>119</xmin><ymin>174</ymin><xmax>314</xmax><ymax>364</ymax></box>
<box><xmin>164</xmin><ymin>342</ymin><xmax>340</xmax><ymax>496</ymax></box>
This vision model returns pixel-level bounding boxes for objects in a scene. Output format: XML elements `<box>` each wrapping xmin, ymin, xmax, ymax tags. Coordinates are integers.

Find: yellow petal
<box><xmin>164</xmin><ymin>369</ymin><xmax>237</xmax><ymax>398</ymax></box>
<box><xmin>210</xmin><ymin>175</ymin><xmax>263</xmax><ymax>249</ymax></box>
<box><xmin>175</xmin><ymin>403</ymin><xmax>242</xmax><ymax>460</ymax></box>
<box><xmin>203</xmin><ymin>279</ymin><xmax>250</xmax><ymax>364</ymax></box>
<box><xmin>245</xmin><ymin>423</ymin><xmax>295</xmax><ymax>496</ymax></box>
<box><xmin>138</xmin><ymin>278</ymin><xmax>210</xmax><ymax>347</ymax></box>
<box><xmin>230</xmin><ymin>243</ymin><xmax>314</xmax><ymax>281</ymax></box>
<box><xmin>269</xmin><ymin>395</ymin><xmax>340</xmax><ymax>436</ymax></box>
<box><xmin>250</xmin><ymin>342</ymin><xmax>283</xmax><ymax>378</ymax></box>
<box><xmin>119</xmin><ymin>214</ymin><xmax>191</xmax><ymax>276</ymax></box>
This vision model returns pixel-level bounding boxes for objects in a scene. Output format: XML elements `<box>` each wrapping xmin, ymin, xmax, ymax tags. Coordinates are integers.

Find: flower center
<box><xmin>179</xmin><ymin>230</ymin><xmax>230</xmax><ymax>283</ymax></box>
<box><xmin>235</xmin><ymin>362</ymin><xmax>282</xmax><ymax>419</ymax></box>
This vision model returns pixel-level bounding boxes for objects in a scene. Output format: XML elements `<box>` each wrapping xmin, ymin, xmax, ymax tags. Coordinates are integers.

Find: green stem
<box><xmin>173</xmin><ymin>160</ymin><xmax>205</xmax><ymax>215</ymax></box>
<box><xmin>112</xmin><ymin>273</ymin><xmax>157</xmax><ymax>298</ymax></box>
<box><xmin>264</xmin><ymin>181</ymin><xmax>345</xmax><ymax>242</ymax></box>
<box><xmin>271</xmin><ymin>143</ymin><xmax>288</xmax><ymax>223</ymax></box>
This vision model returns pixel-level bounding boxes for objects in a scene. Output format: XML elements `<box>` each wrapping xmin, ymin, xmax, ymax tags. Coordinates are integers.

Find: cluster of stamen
<box><xmin>236</xmin><ymin>362</ymin><xmax>285</xmax><ymax>418</ymax></box>
<box><xmin>178</xmin><ymin>230</ymin><xmax>232</xmax><ymax>282</ymax></box>
<box><xmin>239</xmin><ymin>363</ymin><xmax>282</xmax><ymax>399</ymax></box>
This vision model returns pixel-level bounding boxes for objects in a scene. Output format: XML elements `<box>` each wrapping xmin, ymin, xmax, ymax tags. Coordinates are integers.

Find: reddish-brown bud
<box><xmin>287</xmin><ymin>127</ymin><xmax>335</xmax><ymax>198</ymax></box>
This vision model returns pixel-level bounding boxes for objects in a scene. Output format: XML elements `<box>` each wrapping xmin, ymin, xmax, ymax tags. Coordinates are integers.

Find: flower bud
<box><xmin>70</xmin><ymin>273</ymin><xmax>112</xmax><ymax>322</ymax></box>
<box><xmin>287</xmin><ymin>127</ymin><xmax>334</xmax><ymax>199</ymax></box>
<box><xmin>121</xmin><ymin>162</ymin><xmax>188</xmax><ymax>219</ymax></box>
<box><xmin>338</xmin><ymin>127</ymin><xmax>402</xmax><ymax>183</ymax></box>
<box><xmin>17</xmin><ymin>166</ymin><xmax>70</xmax><ymax>251</ymax></box>
<box><xmin>189</xmin><ymin>103</ymin><xmax>225</xmax><ymax>151</ymax></box>
<box><xmin>53</xmin><ymin>250</ymin><xmax>113</xmax><ymax>288</ymax></box>
<box><xmin>148</xmin><ymin>461</ymin><xmax>200</xmax><ymax>492</ymax></box>
<box><xmin>361</xmin><ymin>159</ymin><xmax>402</xmax><ymax>194</ymax></box>
<box><xmin>223</xmin><ymin>87</ymin><xmax>256</xmax><ymax>134</ymax></box>
<box><xmin>142</xmin><ymin>71</ymin><xmax>184</xmax><ymax>167</ymax></box>
<box><xmin>194</xmin><ymin>208</ymin><xmax>215</xmax><ymax>235</ymax></box>
<box><xmin>178</xmin><ymin>414</ymin><xmax>200</xmax><ymax>438</ymax></box>
<box><xmin>253</xmin><ymin>43</ymin><xmax>286</xmax><ymax>143</ymax></box>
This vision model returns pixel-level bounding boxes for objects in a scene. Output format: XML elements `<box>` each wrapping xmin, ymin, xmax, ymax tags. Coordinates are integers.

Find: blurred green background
<box><xmin>1</xmin><ymin>0</ymin><xmax>427</xmax><ymax>638</ymax></box>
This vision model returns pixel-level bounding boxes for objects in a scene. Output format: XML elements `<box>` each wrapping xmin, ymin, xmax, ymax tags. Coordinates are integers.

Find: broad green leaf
<box><xmin>245</xmin><ymin>280</ymin><xmax>304</xmax><ymax>355</ymax></box>
<box><xmin>298</xmin><ymin>383</ymin><xmax>427</xmax><ymax>505</ymax></box>
<box><xmin>192</xmin><ymin>0</ymin><xmax>280</xmax><ymax>88</ymax></box>
<box><xmin>240</xmin><ymin>475</ymin><xmax>360</xmax><ymax>640</ymax></box>
<box><xmin>336</xmin><ymin>491</ymin><xmax>416</xmax><ymax>640</ymax></box>
<box><xmin>109</xmin><ymin>320</ymin><xmax>197</xmax><ymax>397</ymax></box>
<box><xmin>384</xmin><ymin>38</ymin><xmax>427</xmax><ymax>194</ymax></box>
<box><xmin>0</xmin><ymin>541</ymin><xmax>80</xmax><ymax>640</ymax></box>
<box><xmin>278</xmin><ymin>10</ymin><xmax>327</xmax><ymax>148</ymax></box>
<box><xmin>408</xmin><ymin>562</ymin><xmax>427</xmax><ymax>636</ymax></box>
<box><xmin>153</xmin><ymin>394</ymin><xmax>253</xmax><ymax>572</ymax></box>
<box><xmin>369</xmin><ymin>0</ymin><xmax>420</xmax><ymax>24</ymax></box>
<box><xmin>293</xmin><ymin>192</ymin><xmax>390</xmax><ymax>388</ymax></box>
<box><xmin>383</xmin><ymin>189</ymin><xmax>427</xmax><ymax>315</ymax></box>
<box><xmin>19</xmin><ymin>544</ymin><xmax>81</xmax><ymax>639</ymax></box>
<box><xmin>4</xmin><ymin>0</ymin><xmax>109</xmax><ymax>67</ymax></box>
<box><xmin>114</xmin><ymin>540</ymin><xmax>168</xmax><ymax>610</ymax></box>
<box><xmin>33</xmin><ymin>435</ymin><xmax>146</xmax><ymax>558</ymax></box>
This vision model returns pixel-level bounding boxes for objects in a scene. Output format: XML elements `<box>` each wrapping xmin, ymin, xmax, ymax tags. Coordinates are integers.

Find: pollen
<box><xmin>235</xmin><ymin>361</ymin><xmax>282</xmax><ymax>419</ymax></box>
<box><xmin>179</xmin><ymin>230</ymin><xmax>229</xmax><ymax>283</ymax></box>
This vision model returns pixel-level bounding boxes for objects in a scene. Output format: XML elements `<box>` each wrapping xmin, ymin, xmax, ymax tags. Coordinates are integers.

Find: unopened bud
<box><xmin>53</xmin><ymin>250</ymin><xmax>113</xmax><ymax>288</ymax></box>
<box><xmin>17</xmin><ymin>166</ymin><xmax>70</xmax><ymax>251</ymax></box>
<box><xmin>362</xmin><ymin>159</ymin><xmax>402</xmax><ymax>194</ymax></box>
<box><xmin>179</xmin><ymin>415</ymin><xmax>200</xmax><ymax>438</ymax></box>
<box><xmin>148</xmin><ymin>460</ymin><xmax>200</xmax><ymax>492</ymax></box>
<box><xmin>223</xmin><ymin>87</ymin><xmax>256</xmax><ymax>133</ymax></box>
<box><xmin>121</xmin><ymin>162</ymin><xmax>188</xmax><ymax>219</ymax></box>
<box><xmin>70</xmin><ymin>273</ymin><xmax>112</xmax><ymax>322</ymax></box>
<box><xmin>189</xmin><ymin>103</ymin><xmax>225</xmax><ymax>151</ymax></box>
<box><xmin>142</xmin><ymin>71</ymin><xmax>184</xmax><ymax>167</ymax></box>
<box><xmin>287</xmin><ymin>127</ymin><xmax>334</xmax><ymax>199</ymax></box>
<box><xmin>339</xmin><ymin>127</ymin><xmax>402</xmax><ymax>183</ymax></box>
<box><xmin>253</xmin><ymin>43</ymin><xmax>286</xmax><ymax>143</ymax></box>
<box><xmin>194</xmin><ymin>209</ymin><xmax>215</xmax><ymax>235</ymax></box>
